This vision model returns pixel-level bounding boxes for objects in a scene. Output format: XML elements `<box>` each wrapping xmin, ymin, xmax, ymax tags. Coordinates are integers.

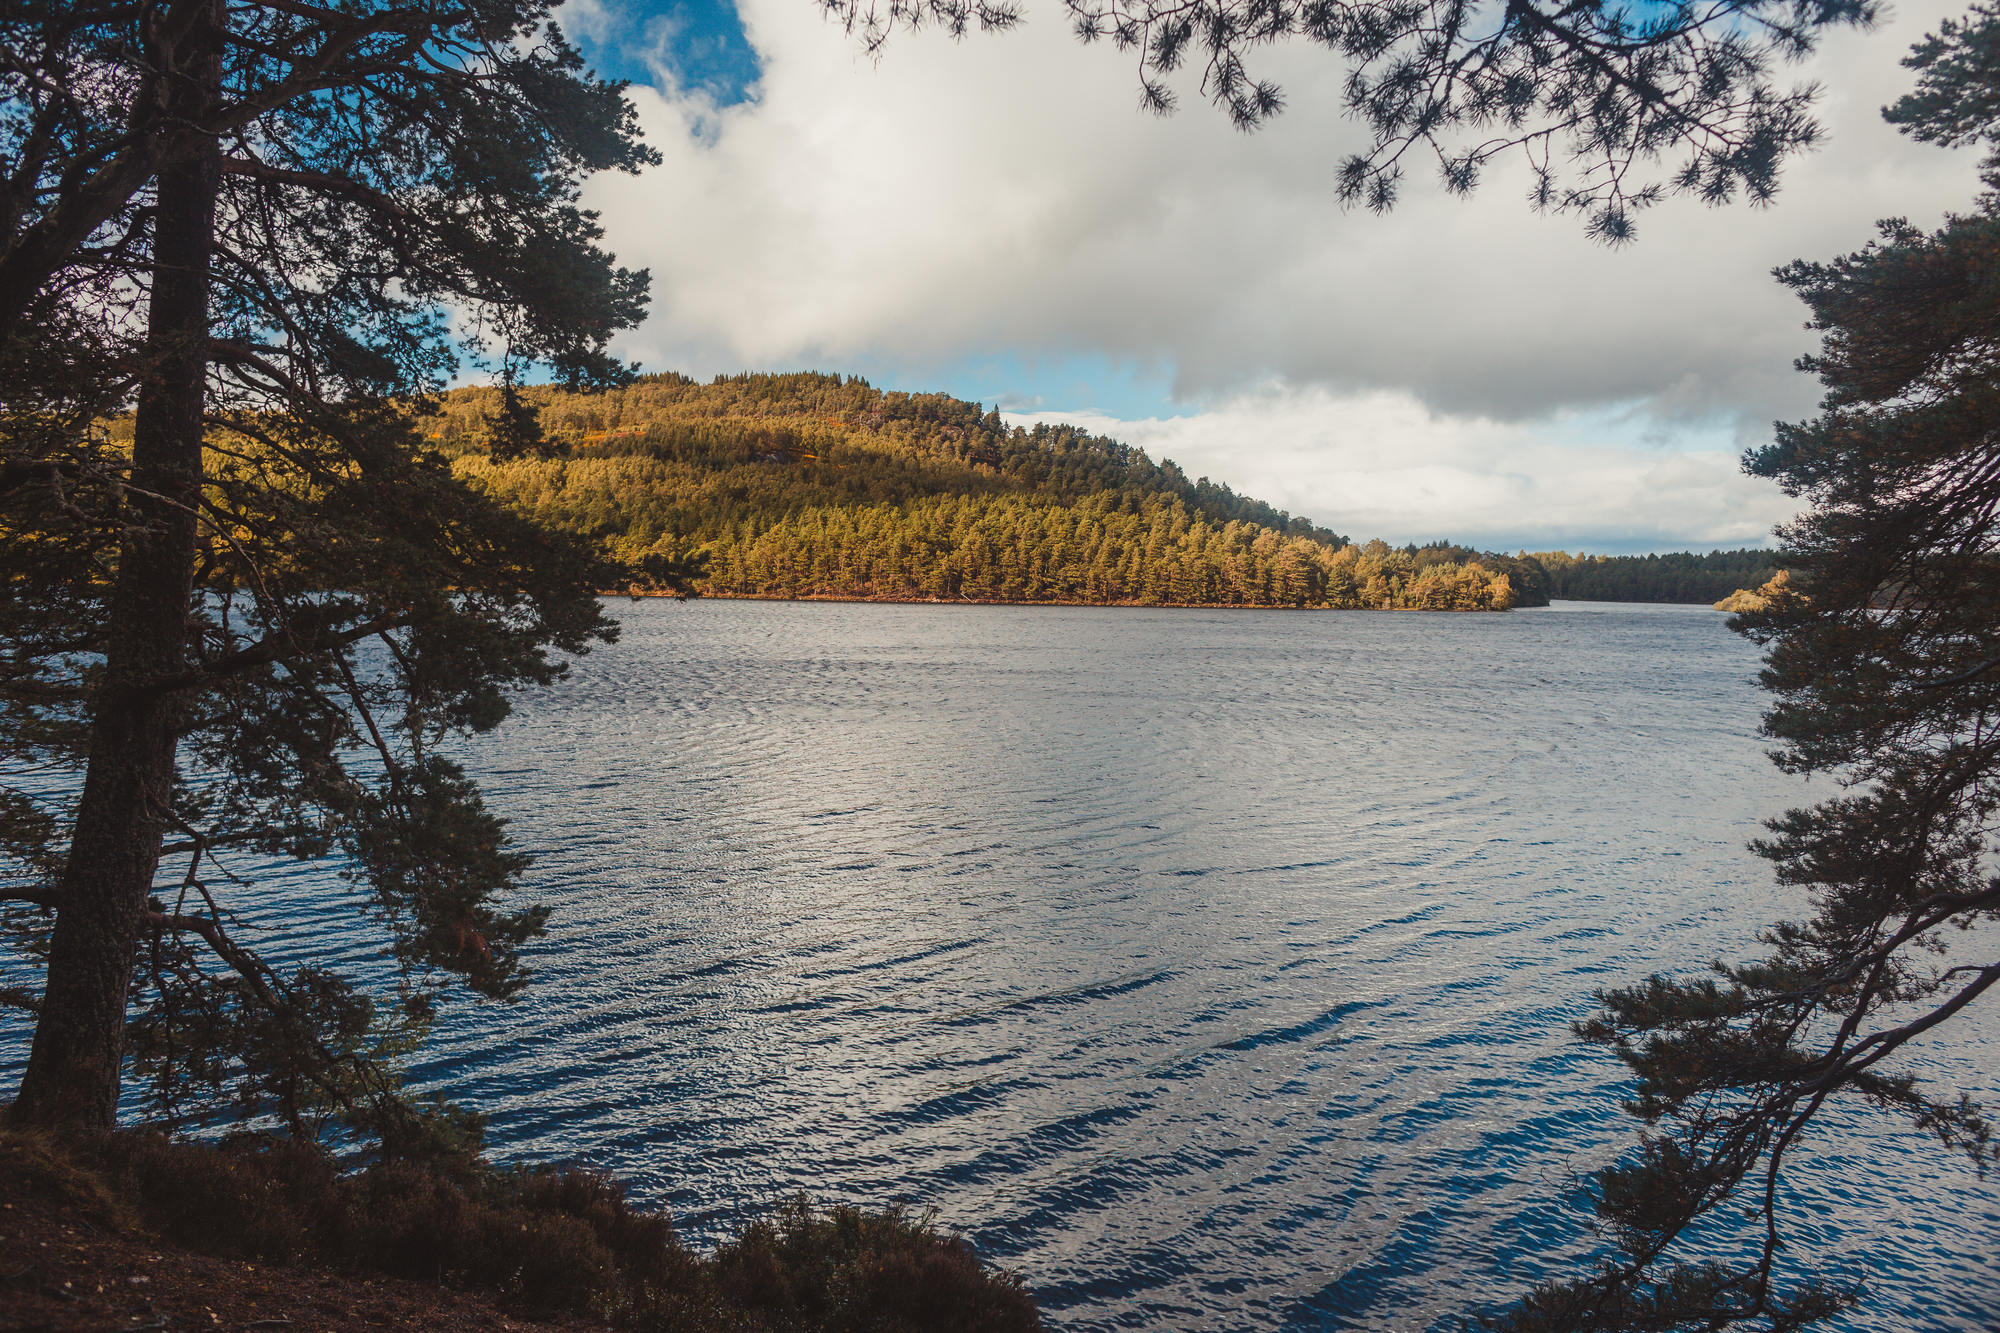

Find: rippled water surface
<box><xmin>414</xmin><ymin>599</ymin><xmax>1998</xmax><ymax>1331</ymax></box>
<box><xmin>18</xmin><ymin>600</ymin><xmax>2000</xmax><ymax>1329</ymax></box>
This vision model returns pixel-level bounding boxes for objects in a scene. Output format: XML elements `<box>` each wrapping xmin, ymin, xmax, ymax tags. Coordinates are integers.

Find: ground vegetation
<box><xmin>0</xmin><ymin>1125</ymin><xmax>1038</xmax><ymax>1331</ymax></box>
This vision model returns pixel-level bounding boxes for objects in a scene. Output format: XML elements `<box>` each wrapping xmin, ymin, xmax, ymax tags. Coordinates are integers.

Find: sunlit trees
<box><xmin>438</xmin><ymin>374</ymin><xmax>1525</xmax><ymax>609</ymax></box>
<box><xmin>1501</xmin><ymin>8</ymin><xmax>2000</xmax><ymax>1328</ymax></box>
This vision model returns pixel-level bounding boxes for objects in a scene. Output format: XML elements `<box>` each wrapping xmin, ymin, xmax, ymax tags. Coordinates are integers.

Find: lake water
<box><xmin>7</xmin><ymin>599</ymin><xmax>1997</xmax><ymax>1329</ymax></box>
<box><xmin>420</xmin><ymin>599</ymin><xmax>1998</xmax><ymax>1331</ymax></box>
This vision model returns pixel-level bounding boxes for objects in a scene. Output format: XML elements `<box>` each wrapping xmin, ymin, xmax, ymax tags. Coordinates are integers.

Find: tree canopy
<box><xmin>1</xmin><ymin>0</ymin><xmax>653</xmax><ymax>1149</ymax></box>
<box><xmin>1529</xmin><ymin>550</ymin><xmax>1784</xmax><ymax>604</ymax></box>
<box><xmin>1501</xmin><ymin>9</ymin><xmax>2000</xmax><ymax>1328</ymax></box>
<box><xmin>436</xmin><ymin>372</ymin><xmax>1533</xmax><ymax>610</ymax></box>
<box><xmin>829</xmin><ymin>0</ymin><xmax>1876</xmax><ymax>237</ymax></box>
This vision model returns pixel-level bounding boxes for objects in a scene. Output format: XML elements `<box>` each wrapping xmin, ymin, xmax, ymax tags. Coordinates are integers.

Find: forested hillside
<box><xmin>436</xmin><ymin>373</ymin><xmax>1529</xmax><ymax>611</ymax></box>
<box><xmin>1523</xmin><ymin>548</ymin><xmax>1783</xmax><ymax>603</ymax></box>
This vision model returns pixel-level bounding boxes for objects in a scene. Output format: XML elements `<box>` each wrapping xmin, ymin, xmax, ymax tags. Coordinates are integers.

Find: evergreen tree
<box><xmin>839</xmin><ymin>0</ymin><xmax>1875</xmax><ymax>239</ymax></box>
<box><xmin>1</xmin><ymin>0</ymin><xmax>654</xmax><ymax>1145</ymax></box>
<box><xmin>439</xmin><ymin>373</ymin><xmax>1545</xmax><ymax>609</ymax></box>
<box><xmin>1527</xmin><ymin>550</ymin><xmax>1784</xmax><ymax>604</ymax></box>
<box><xmin>1503</xmin><ymin>10</ymin><xmax>2000</xmax><ymax>1328</ymax></box>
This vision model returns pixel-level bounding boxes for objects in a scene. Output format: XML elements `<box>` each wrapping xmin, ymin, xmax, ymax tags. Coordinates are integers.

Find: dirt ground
<box><xmin>0</xmin><ymin>1186</ymin><xmax>583</xmax><ymax>1333</ymax></box>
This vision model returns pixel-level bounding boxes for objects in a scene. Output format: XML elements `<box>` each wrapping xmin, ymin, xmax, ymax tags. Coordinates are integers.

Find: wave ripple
<box><xmin>24</xmin><ymin>600</ymin><xmax>1985</xmax><ymax>1332</ymax></box>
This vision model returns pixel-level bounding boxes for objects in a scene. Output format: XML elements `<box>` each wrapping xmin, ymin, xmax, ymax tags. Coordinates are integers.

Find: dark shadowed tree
<box><xmin>1499</xmin><ymin>8</ymin><xmax>2000</xmax><ymax>1329</ymax></box>
<box><xmin>1</xmin><ymin>0</ymin><xmax>656</xmax><ymax>1147</ymax></box>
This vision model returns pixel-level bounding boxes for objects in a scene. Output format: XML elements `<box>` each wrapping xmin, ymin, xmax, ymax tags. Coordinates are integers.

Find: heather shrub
<box><xmin>471</xmin><ymin>1203</ymin><xmax>621</xmax><ymax>1313</ymax></box>
<box><xmin>714</xmin><ymin>1196</ymin><xmax>1041</xmax><ymax>1333</ymax></box>
<box><xmin>110</xmin><ymin>1131</ymin><xmax>332</xmax><ymax>1262</ymax></box>
<box><xmin>341</xmin><ymin>1159</ymin><xmax>481</xmax><ymax>1277</ymax></box>
<box><xmin>510</xmin><ymin>1164</ymin><xmax>687</xmax><ymax>1289</ymax></box>
<box><xmin>0</xmin><ymin>1130</ymin><xmax>1041</xmax><ymax>1332</ymax></box>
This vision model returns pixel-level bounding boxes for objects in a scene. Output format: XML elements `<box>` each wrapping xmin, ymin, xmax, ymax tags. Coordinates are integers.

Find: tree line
<box><xmin>1525</xmin><ymin>548</ymin><xmax>1783</xmax><ymax>604</ymax></box>
<box><xmin>432</xmin><ymin>373</ymin><xmax>1783</xmax><ymax>611</ymax></box>
<box><xmin>439</xmin><ymin>373</ymin><xmax>1522</xmax><ymax>610</ymax></box>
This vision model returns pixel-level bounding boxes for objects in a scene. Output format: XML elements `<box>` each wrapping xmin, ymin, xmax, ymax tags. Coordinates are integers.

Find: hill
<box><xmin>433</xmin><ymin>372</ymin><xmax>1530</xmax><ymax>611</ymax></box>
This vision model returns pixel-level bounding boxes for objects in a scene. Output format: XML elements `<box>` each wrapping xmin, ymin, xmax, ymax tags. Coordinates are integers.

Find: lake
<box><xmin>8</xmin><ymin>599</ymin><xmax>1995</xmax><ymax>1329</ymax></box>
<box><xmin>417</xmin><ymin>599</ymin><xmax>1997</xmax><ymax>1331</ymax></box>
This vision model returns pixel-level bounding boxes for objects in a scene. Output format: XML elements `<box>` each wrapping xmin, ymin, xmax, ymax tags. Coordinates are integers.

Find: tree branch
<box><xmin>138</xmin><ymin>610</ymin><xmax>413</xmax><ymax>698</ymax></box>
<box><xmin>219</xmin><ymin>156</ymin><xmax>412</xmax><ymax>220</ymax></box>
<box><xmin>0</xmin><ymin>886</ymin><xmax>63</xmax><ymax>909</ymax></box>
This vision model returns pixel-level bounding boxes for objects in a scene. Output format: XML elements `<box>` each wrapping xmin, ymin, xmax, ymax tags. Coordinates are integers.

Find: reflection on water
<box><xmin>14</xmin><ymin>599</ymin><xmax>2000</xmax><ymax>1329</ymax></box>
<box><xmin>431</xmin><ymin>599</ymin><xmax>1998</xmax><ymax>1330</ymax></box>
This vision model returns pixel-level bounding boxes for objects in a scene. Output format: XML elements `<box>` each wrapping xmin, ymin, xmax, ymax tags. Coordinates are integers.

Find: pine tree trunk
<box><xmin>11</xmin><ymin>0</ymin><xmax>223</xmax><ymax>1129</ymax></box>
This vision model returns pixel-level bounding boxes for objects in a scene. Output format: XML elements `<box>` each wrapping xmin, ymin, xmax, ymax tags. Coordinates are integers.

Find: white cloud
<box><xmin>583</xmin><ymin>0</ymin><xmax>1988</xmax><ymax>545</ymax></box>
<box><xmin>1006</xmin><ymin>388</ymin><xmax>1795</xmax><ymax>551</ymax></box>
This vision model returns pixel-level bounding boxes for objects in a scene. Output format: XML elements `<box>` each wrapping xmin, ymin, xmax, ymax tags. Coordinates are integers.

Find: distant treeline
<box><xmin>437</xmin><ymin>373</ymin><xmax>1526</xmax><ymax>611</ymax></box>
<box><xmin>1520</xmin><ymin>549</ymin><xmax>1783</xmax><ymax>604</ymax></box>
<box><xmin>429</xmin><ymin>373</ymin><xmax>1772</xmax><ymax>610</ymax></box>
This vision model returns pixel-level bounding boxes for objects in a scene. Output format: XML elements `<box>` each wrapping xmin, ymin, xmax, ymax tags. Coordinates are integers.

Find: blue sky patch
<box><xmin>847</xmin><ymin>351</ymin><xmax>1190</xmax><ymax>422</ymax></box>
<box><xmin>569</xmin><ymin>0</ymin><xmax>761</xmax><ymax>104</ymax></box>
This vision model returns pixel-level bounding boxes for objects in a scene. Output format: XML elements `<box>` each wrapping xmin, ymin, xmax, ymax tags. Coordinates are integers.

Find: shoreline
<box><xmin>606</xmin><ymin>590</ymin><xmax>1526</xmax><ymax>612</ymax></box>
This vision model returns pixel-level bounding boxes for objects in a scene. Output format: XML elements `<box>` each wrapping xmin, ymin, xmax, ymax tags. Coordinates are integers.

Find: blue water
<box><xmin>6</xmin><ymin>600</ymin><xmax>1996</xmax><ymax>1328</ymax></box>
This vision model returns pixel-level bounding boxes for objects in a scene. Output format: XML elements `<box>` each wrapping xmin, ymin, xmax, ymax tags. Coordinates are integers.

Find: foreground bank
<box><xmin>0</xmin><ymin>1128</ymin><xmax>1040</xmax><ymax>1333</ymax></box>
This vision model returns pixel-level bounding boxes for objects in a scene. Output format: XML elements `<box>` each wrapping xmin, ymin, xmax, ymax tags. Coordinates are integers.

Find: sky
<box><xmin>560</xmin><ymin>0</ymin><xmax>1990</xmax><ymax>553</ymax></box>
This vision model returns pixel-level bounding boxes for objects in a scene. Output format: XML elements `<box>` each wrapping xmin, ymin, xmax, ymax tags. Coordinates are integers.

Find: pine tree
<box><xmin>1502</xmin><ymin>9</ymin><xmax>2000</xmax><ymax>1328</ymax></box>
<box><xmin>2</xmin><ymin>0</ymin><xmax>654</xmax><ymax>1145</ymax></box>
<box><xmin>837</xmin><ymin>0</ymin><xmax>1875</xmax><ymax>238</ymax></box>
